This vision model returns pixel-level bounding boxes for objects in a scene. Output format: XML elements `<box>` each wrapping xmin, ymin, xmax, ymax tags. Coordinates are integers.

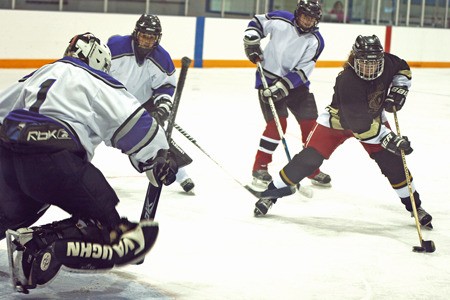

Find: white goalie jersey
<box><xmin>0</xmin><ymin>57</ymin><xmax>168</xmax><ymax>163</ymax></box>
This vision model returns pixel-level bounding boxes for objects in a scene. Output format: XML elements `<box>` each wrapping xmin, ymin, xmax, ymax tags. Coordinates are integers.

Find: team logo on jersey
<box><xmin>368</xmin><ymin>83</ymin><xmax>385</xmax><ymax>114</ymax></box>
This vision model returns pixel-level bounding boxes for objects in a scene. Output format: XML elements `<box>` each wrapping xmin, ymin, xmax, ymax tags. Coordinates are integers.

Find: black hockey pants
<box><xmin>0</xmin><ymin>144</ymin><xmax>121</xmax><ymax>240</ymax></box>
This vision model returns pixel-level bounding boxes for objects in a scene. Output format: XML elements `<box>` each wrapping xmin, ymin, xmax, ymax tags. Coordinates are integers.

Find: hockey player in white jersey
<box><xmin>244</xmin><ymin>0</ymin><xmax>332</xmax><ymax>188</ymax></box>
<box><xmin>0</xmin><ymin>33</ymin><xmax>177</xmax><ymax>293</ymax></box>
<box><xmin>108</xmin><ymin>14</ymin><xmax>195</xmax><ymax>194</ymax></box>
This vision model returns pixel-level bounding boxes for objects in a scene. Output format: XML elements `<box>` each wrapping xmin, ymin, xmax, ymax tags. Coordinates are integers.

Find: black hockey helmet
<box><xmin>294</xmin><ymin>0</ymin><xmax>322</xmax><ymax>33</ymax></box>
<box><xmin>132</xmin><ymin>14</ymin><xmax>162</xmax><ymax>51</ymax></box>
<box><xmin>352</xmin><ymin>35</ymin><xmax>384</xmax><ymax>80</ymax></box>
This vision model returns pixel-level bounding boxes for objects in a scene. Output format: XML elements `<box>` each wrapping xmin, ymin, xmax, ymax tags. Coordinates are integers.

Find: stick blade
<box><xmin>412</xmin><ymin>240</ymin><xmax>436</xmax><ymax>253</ymax></box>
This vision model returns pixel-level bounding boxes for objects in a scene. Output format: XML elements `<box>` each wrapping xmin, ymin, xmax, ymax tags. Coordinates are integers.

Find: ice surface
<box><xmin>1</xmin><ymin>67</ymin><xmax>450</xmax><ymax>299</ymax></box>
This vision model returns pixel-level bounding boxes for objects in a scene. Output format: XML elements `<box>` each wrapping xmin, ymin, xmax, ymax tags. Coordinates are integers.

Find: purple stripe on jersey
<box><xmin>154</xmin><ymin>85</ymin><xmax>175</xmax><ymax>97</ymax></box>
<box><xmin>115</xmin><ymin>112</ymin><xmax>155</xmax><ymax>153</ymax></box>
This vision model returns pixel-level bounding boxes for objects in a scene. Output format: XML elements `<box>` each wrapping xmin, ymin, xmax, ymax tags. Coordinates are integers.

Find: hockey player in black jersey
<box><xmin>253</xmin><ymin>35</ymin><xmax>433</xmax><ymax>230</ymax></box>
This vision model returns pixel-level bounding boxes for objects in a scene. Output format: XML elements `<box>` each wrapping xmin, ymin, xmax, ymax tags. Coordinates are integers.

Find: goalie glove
<box><xmin>381</xmin><ymin>132</ymin><xmax>413</xmax><ymax>156</ymax></box>
<box><xmin>384</xmin><ymin>86</ymin><xmax>408</xmax><ymax>113</ymax></box>
<box><xmin>150</xmin><ymin>96</ymin><xmax>173</xmax><ymax>127</ymax></box>
<box><xmin>244</xmin><ymin>35</ymin><xmax>263</xmax><ymax>64</ymax></box>
<box><xmin>144</xmin><ymin>149</ymin><xmax>178</xmax><ymax>187</ymax></box>
<box><xmin>260</xmin><ymin>79</ymin><xmax>289</xmax><ymax>103</ymax></box>
<box><xmin>129</xmin><ymin>150</ymin><xmax>178</xmax><ymax>187</ymax></box>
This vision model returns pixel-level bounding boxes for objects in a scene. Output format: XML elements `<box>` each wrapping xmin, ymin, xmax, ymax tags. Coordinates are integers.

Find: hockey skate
<box><xmin>6</xmin><ymin>228</ymin><xmax>62</xmax><ymax>294</ymax></box>
<box><xmin>253</xmin><ymin>182</ymin><xmax>294</xmax><ymax>216</ymax></box>
<box><xmin>252</xmin><ymin>169</ymin><xmax>272</xmax><ymax>189</ymax></box>
<box><xmin>309</xmin><ymin>171</ymin><xmax>331</xmax><ymax>187</ymax></box>
<box><xmin>413</xmin><ymin>206</ymin><xmax>433</xmax><ymax>229</ymax></box>
<box><xmin>254</xmin><ymin>198</ymin><xmax>275</xmax><ymax>216</ymax></box>
<box><xmin>180</xmin><ymin>178</ymin><xmax>195</xmax><ymax>193</ymax></box>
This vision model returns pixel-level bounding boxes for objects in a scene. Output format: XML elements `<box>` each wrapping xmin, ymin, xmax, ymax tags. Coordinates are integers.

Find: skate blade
<box><xmin>251</xmin><ymin>178</ymin><xmax>270</xmax><ymax>190</ymax></box>
<box><xmin>5</xmin><ymin>230</ymin><xmax>28</xmax><ymax>293</ymax></box>
<box><xmin>253</xmin><ymin>208</ymin><xmax>264</xmax><ymax>217</ymax></box>
<box><xmin>310</xmin><ymin>179</ymin><xmax>332</xmax><ymax>187</ymax></box>
<box><xmin>297</xmin><ymin>185</ymin><xmax>313</xmax><ymax>198</ymax></box>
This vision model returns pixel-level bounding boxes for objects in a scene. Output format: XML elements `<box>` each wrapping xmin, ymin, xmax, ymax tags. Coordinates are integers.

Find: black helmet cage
<box><xmin>352</xmin><ymin>35</ymin><xmax>385</xmax><ymax>80</ymax></box>
<box><xmin>294</xmin><ymin>0</ymin><xmax>322</xmax><ymax>32</ymax></box>
<box><xmin>132</xmin><ymin>14</ymin><xmax>162</xmax><ymax>50</ymax></box>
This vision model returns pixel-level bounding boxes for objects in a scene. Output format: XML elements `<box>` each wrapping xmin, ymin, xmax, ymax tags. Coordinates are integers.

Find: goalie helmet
<box><xmin>132</xmin><ymin>14</ymin><xmax>162</xmax><ymax>51</ymax></box>
<box><xmin>64</xmin><ymin>32</ymin><xmax>112</xmax><ymax>73</ymax></box>
<box><xmin>352</xmin><ymin>35</ymin><xmax>385</xmax><ymax>80</ymax></box>
<box><xmin>294</xmin><ymin>0</ymin><xmax>322</xmax><ymax>33</ymax></box>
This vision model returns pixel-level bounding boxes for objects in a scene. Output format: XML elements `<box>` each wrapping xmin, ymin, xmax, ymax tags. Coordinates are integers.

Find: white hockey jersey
<box><xmin>107</xmin><ymin>35</ymin><xmax>176</xmax><ymax>105</ymax></box>
<box><xmin>0</xmin><ymin>57</ymin><xmax>168</xmax><ymax>163</ymax></box>
<box><xmin>245</xmin><ymin>10</ymin><xmax>325</xmax><ymax>89</ymax></box>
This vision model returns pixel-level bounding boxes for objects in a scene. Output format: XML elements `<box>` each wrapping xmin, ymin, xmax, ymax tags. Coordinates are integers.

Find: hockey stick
<box><xmin>173</xmin><ymin>122</ymin><xmax>255</xmax><ymax>193</ymax></box>
<box><xmin>392</xmin><ymin>108</ymin><xmax>435</xmax><ymax>253</ymax></box>
<box><xmin>140</xmin><ymin>56</ymin><xmax>192</xmax><ymax>221</ymax></box>
<box><xmin>173</xmin><ymin>122</ymin><xmax>302</xmax><ymax>200</ymax></box>
<box><xmin>256</xmin><ymin>61</ymin><xmax>291</xmax><ymax>160</ymax></box>
<box><xmin>255</xmin><ymin>62</ymin><xmax>313</xmax><ymax>198</ymax></box>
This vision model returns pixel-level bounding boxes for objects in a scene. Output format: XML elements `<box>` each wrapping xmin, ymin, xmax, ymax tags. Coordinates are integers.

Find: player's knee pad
<box><xmin>281</xmin><ymin>147</ymin><xmax>324</xmax><ymax>184</ymax></box>
<box><xmin>371</xmin><ymin>150</ymin><xmax>406</xmax><ymax>184</ymax></box>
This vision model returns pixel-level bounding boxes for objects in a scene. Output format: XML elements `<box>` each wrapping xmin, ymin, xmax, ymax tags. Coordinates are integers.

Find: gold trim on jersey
<box><xmin>326</xmin><ymin>105</ymin><xmax>383</xmax><ymax>141</ymax></box>
<box><xmin>398</xmin><ymin>69</ymin><xmax>412</xmax><ymax>80</ymax></box>
<box><xmin>326</xmin><ymin>105</ymin><xmax>344</xmax><ymax>130</ymax></box>
<box><xmin>352</xmin><ymin>116</ymin><xmax>383</xmax><ymax>141</ymax></box>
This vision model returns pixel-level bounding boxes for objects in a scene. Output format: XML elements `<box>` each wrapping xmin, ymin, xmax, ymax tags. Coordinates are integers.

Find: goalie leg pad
<box><xmin>54</xmin><ymin>219</ymin><xmax>159</xmax><ymax>270</ymax></box>
<box><xmin>6</xmin><ymin>217</ymin><xmax>109</xmax><ymax>292</ymax></box>
<box><xmin>7</xmin><ymin>217</ymin><xmax>159</xmax><ymax>293</ymax></box>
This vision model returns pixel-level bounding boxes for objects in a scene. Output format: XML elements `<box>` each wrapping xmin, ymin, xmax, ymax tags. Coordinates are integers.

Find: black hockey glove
<box><xmin>244</xmin><ymin>35</ymin><xmax>263</xmax><ymax>64</ymax></box>
<box><xmin>145</xmin><ymin>149</ymin><xmax>178</xmax><ymax>187</ymax></box>
<box><xmin>381</xmin><ymin>132</ymin><xmax>413</xmax><ymax>156</ymax></box>
<box><xmin>384</xmin><ymin>86</ymin><xmax>408</xmax><ymax>113</ymax></box>
<box><xmin>150</xmin><ymin>96</ymin><xmax>172</xmax><ymax>126</ymax></box>
<box><xmin>260</xmin><ymin>79</ymin><xmax>289</xmax><ymax>103</ymax></box>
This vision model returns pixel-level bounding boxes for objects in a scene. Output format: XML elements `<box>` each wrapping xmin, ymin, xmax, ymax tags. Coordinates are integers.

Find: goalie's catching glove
<box><xmin>145</xmin><ymin>149</ymin><xmax>178</xmax><ymax>187</ymax></box>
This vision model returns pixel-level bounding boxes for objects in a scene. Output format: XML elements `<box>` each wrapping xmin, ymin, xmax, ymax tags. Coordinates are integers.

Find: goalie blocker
<box><xmin>6</xmin><ymin>217</ymin><xmax>158</xmax><ymax>294</ymax></box>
